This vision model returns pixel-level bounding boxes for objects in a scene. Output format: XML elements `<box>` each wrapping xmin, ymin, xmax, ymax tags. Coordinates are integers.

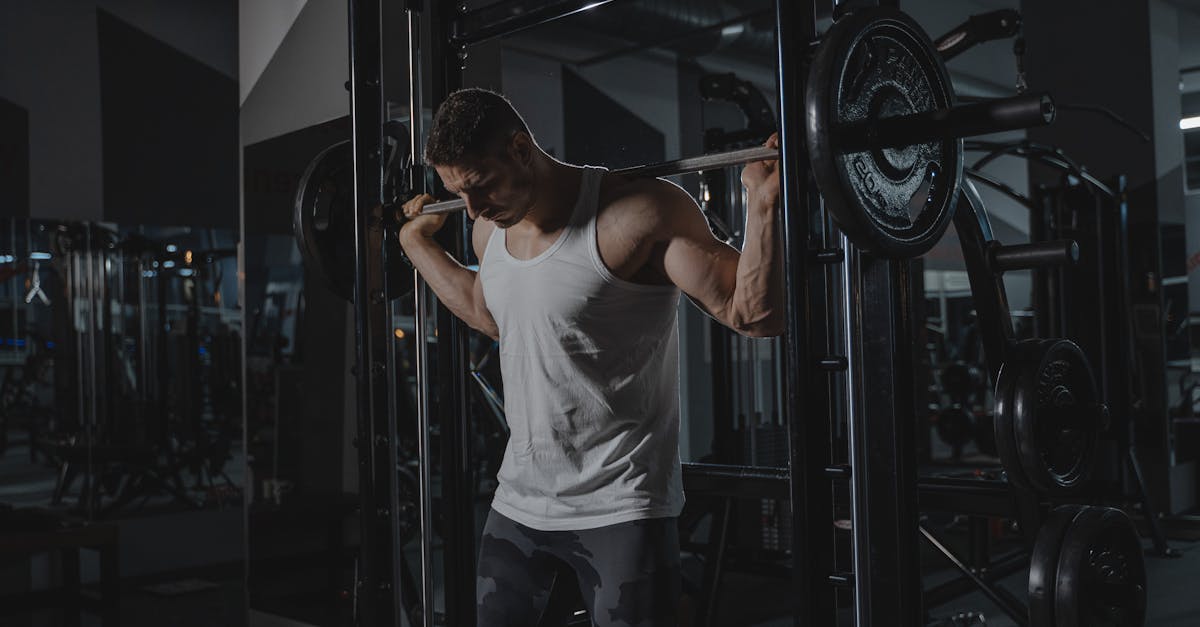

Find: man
<box><xmin>399</xmin><ymin>87</ymin><xmax>783</xmax><ymax>626</ymax></box>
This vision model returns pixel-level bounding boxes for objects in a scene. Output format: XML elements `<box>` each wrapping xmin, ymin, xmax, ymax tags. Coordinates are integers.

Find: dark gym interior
<box><xmin>3</xmin><ymin>0</ymin><xmax>1200</xmax><ymax>626</ymax></box>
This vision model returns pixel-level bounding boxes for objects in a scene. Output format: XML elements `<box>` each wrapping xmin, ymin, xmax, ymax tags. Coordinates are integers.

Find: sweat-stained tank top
<box><xmin>479</xmin><ymin>166</ymin><xmax>684</xmax><ymax>531</ymax></box>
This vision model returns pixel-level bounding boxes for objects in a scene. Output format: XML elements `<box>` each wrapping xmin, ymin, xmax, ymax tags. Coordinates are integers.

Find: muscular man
<box><xmin>399</xmin><ymin>88</ymin><xmax>784</xmax><ymax>627</ymax></box>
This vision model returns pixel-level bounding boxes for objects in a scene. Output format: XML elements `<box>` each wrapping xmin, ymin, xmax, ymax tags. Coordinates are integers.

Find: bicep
<box><xmin>661</xmin><ymin>197</ymin><xmax>740</xmax><ymax>320</ymax></box>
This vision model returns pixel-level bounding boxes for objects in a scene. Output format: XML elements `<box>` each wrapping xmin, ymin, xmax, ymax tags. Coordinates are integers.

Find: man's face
<box><xmin>435</xmin><ymin>142</ymin><xmax>534</xmax><ymax>228</ymax></box>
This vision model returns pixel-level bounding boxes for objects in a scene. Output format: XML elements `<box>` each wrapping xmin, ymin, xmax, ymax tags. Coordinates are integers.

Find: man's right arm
<box><xmin>398</xmin><ymin>195</ymin><xmax>499</xmax><ymax>339</ymax></box>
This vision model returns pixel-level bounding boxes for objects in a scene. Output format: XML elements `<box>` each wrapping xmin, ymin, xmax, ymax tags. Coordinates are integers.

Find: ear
<box><xmin>509</xmin><ymin>131</ymin><xmax>534</xmax><ymax>167</ymax></box>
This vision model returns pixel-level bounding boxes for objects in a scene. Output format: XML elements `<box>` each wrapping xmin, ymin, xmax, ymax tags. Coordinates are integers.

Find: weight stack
<box><xmin>760</xmin><ymin>497</ymin><xmax>793</xmax><ymax>553</ymax></box>
<box><xmin>736</xmin><ymin>421</ymin><xmax>793</xmax><ymax>553</ymax></box>
<box><xmin>742</xmin><ymin>420</ymin><xmax>789</xmax><ymax>467</ymax></box>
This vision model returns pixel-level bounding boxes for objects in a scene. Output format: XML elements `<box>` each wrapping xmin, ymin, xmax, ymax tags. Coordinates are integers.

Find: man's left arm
<box><xmin>660</xmin><ymin>135</ymin><xmax>784</xmax><ymax>337</ymax></box>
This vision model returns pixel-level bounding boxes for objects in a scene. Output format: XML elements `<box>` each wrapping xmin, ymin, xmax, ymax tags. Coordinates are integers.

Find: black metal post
<box><xmin>429</xmin><ymin>3</ymin><xmax>476</xmax><ymax>625</ymax></box>
<box><xmin>775</xmin><ymin>1</ymin><xmax>837</xmax><ymax>625</ymax></box>
<box><xmin>348</xmin><ymin>0</ymin><xmax>399</xmax><ymax>623</ymax></box>
<box><xmin>843</xmin><ymin>246</ymin><xmax>922</xmax><ymax>625</ymax></box>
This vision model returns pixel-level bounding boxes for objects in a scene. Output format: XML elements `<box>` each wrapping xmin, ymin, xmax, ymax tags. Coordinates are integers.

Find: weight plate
<box><xmin>1012</xmin><ymin>339</ymin><xmax>1100</xmax><ymax>493</ymax></box>
<box><xmin>993</xmin><ymin>355</ymin><xmax>1030</xmax><ymax>488</ymax></box>
<box><xmin>1054</xmin><ymin>506</ymin><xmax>1147</xmax><ymax>627</ymax></box>
<box><xmin>1029</xmin><ymin>504</ymin><xmax>1087</xmax><ymax>627</ymax></box>
<box><xmin>806</xmin><ymin>7</ymin><xmax>962</xmax><ymax>258</ymax></box>
<box><xmin>294</xmin><ymin>140</ymin><xmax>414</xmax><ymax>302</ymax></box>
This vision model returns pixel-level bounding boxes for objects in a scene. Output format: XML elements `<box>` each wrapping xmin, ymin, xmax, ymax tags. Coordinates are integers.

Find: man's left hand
<box><xmin>740</xmin><ymin>132</ymin><xmax>780</xmax><ymax>212</ymax></box>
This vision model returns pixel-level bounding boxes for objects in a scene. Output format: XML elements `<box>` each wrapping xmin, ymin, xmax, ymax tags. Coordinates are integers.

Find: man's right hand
<box><xmin>398</xmin><ymin>193</ymin><xmax>448</xmax><ymax>243</ymax></box>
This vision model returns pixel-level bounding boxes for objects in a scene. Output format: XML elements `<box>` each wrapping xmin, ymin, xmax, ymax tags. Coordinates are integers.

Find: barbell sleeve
<box><xmin>989</xmin><ymin>239</ymin><xmax>1079</xmax><ymax>272</ymax></box>
<box><xmin>837</xmin><ymin>93</ymin><xmax>1055</xmax><ymax>153</ymax></box>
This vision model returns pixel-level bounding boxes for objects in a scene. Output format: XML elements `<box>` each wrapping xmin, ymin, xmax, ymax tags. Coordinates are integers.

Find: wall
<box><xmin>0</xmin><ymin>0</ymin><xmax>238</xmax><ymax>226</ymax></box>
<box><xmin>239</xmin><ymin>0</ymin><xmax>349</xmax><ymax>148</ymax></box>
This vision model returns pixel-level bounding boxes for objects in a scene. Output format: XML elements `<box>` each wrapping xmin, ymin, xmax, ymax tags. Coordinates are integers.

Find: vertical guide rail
<box><xmin>429</xmin><ymin>4</ymin><xmax>476</xmax><ymax>624</ymax></box>
<box><xmin>347</xmin><ymin>0</ymin><xmax>398</xmax><ymax>624</ymax></box>
<box><xmin>9</xmin><ymin>219</ymin><xmax>15</xmax><ymax>360</ymax></box>
<box><xmin>406</xmin><ymin>1</ymin><xmax>440</xmax><ymax>624</ymax></box>
<box><xmin>382</xmin><ymin>3</ymin><xmax>416</xmax><ymax>623</ymax></box>
<box><xmin>413</xmin><ymin>283</ymin><xmax>435</xmax><ymax>627</ymax></box>
<box><xmin>403</xmin><ymin>3</ymin><xmax>436</xmax><ymax>626</ymax></box>
<box><xmin>840</xmin><ymin>238</ymin><xmax>866</xmax><ymax>623</ymax></box>
<box><xmin>775</xmin><ymin>1</ymin><xmax>837</xmax><ymax>625</ymax></box>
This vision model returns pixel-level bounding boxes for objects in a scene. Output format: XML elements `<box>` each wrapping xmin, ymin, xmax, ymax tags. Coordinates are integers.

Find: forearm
<box><xmin>398</xmin><ymin>231</ymin><xmax>497</xmax><ymax>337</ymax></box>
<box><xmin>729</xmin><ymin>195</ymin><xmax>785</xmax><ymax>336</ymax></box>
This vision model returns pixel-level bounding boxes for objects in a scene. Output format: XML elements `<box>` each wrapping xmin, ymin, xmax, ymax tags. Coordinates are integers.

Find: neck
<box><xmin>519</xmin><ymin>154</ymin><xmax>582</xmax><ymax>233</ymax></box>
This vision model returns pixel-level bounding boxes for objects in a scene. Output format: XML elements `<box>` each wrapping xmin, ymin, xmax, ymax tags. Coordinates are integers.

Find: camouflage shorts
<box><xmin>476</xmin><ymin>508</ymin><xmax>681</xmax><ymax>627</ymax></box>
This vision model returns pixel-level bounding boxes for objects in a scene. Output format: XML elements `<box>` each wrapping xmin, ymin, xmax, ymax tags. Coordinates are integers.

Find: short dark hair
<box><xmin>423</xmin><ymin>88</ymin><xmax>531</xmax><ymax>165</ymax></box>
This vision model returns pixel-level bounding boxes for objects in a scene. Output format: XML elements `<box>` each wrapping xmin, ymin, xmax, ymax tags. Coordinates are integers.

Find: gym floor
<box><xmin>6</xmin><ymin>541</ymin><xmax>1200</xmax><ymax>627</ymax></box>
<box><xmin>3</xmin><ymin>422</ymin><xmax>1198</xmax><ymax>627</ymax></box>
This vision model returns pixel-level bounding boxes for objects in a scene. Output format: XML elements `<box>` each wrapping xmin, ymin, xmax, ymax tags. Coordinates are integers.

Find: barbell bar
<box><xmin>417</xmin><ymin>92</ymin><xmax>1053</xmax><ymax>217</ymax></box>
<box><xmin>418</xmin><ymin>146</ymin><xmax>777</xmax><ymax>215</ymax></box>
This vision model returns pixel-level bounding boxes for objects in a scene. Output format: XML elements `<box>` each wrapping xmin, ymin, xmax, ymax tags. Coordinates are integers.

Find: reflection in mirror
<box><xmin>0</xmin><ymin>219</ymin><xmax>242</xmax><ymax>513</ymax></box>
<box><xmin>0</xmin><ymin>218</ymin><xmax>244</xmax><ymax>624</ymax></box>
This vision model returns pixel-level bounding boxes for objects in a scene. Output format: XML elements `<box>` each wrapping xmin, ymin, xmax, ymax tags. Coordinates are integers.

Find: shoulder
<box><xmin>471</xmin><ymin>218</ymin><xmax>497</xmax><ymax>261</ymax></box>
<box><xmin>597</xmin><ymin>174</ymin><xmax>700</xmax><ymax>236</ymax></box>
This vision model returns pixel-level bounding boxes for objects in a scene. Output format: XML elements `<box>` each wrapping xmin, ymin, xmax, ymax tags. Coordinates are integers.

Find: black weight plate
<box><xmin>1012</xmin><ymin>339</ymin><xmax>1100</xmax><ymax>494</ymax></box>
<box><xmin>294</xmin><ymin>141</ymin><xmax>413</xmax><ymax>302</ymax></box>
<box><xmin>993</xmin><ymin>356</ymin><xmax>1030</xmax><ymax>488</ymax></box>
<box><xmin>1029</xmin><ymin>504</ymin><xmax>1087</xmax><ymax>627</ymax></box>
<box><xmin>1054</xmin><ymin>507</ymin><xmax>1147</xmax><ymax>627</ymax></box>
<box><xmin>806</xmin><ymin>7</ymin><xmax>962</xmax><ymax>258</ymax></box>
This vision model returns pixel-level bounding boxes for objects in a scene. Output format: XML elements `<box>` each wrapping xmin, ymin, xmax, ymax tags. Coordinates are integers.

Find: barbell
<box><xmin>417</xmin><ymin>92</ymin><xmax>1052</xmax><ymax>218</ymax></box>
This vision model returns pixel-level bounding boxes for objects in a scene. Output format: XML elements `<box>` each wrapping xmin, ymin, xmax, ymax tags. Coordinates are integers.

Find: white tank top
<box><xmin>479</xmin><ymin>166</ymin><xmax>684</xmax><ymax>531</ymax></box>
